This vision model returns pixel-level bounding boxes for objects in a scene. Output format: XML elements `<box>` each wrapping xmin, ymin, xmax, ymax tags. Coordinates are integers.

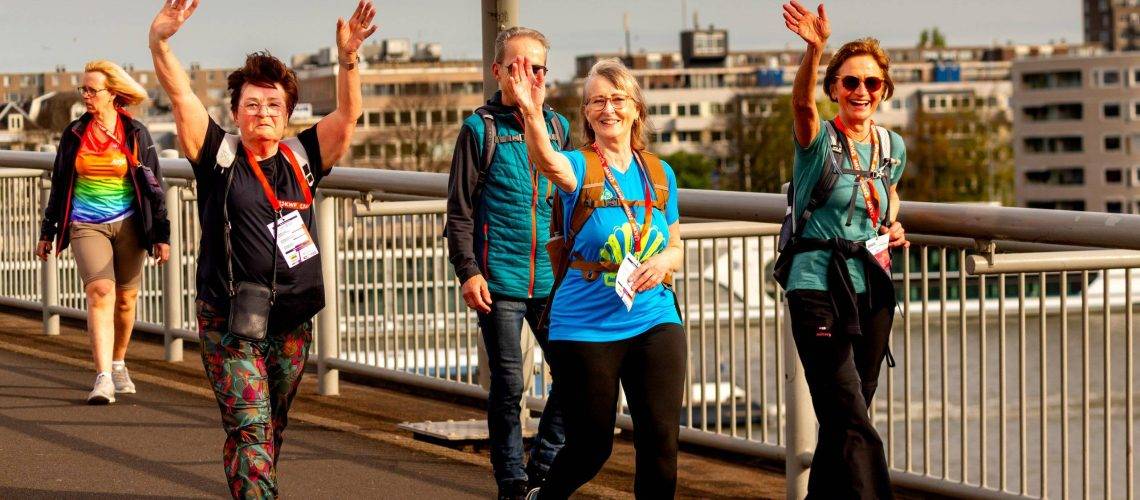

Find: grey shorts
<box><xmin>70</xmin><ymin>217</ymin><xmax>147</xmax><ymax>289</ymax></box>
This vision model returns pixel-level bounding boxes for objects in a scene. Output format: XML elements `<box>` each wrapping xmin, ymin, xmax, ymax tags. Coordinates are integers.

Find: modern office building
<box><xmin>1012</xmin><ymin>51</ymin><xmax>1140</xmax><ymax>212</ymax></box>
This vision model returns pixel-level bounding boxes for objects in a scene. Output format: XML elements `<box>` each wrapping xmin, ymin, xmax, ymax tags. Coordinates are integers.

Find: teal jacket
<box><xmin>445</xmin><ymin>92</ymin><xmax>572</xmax><ymax>299</ymax></box>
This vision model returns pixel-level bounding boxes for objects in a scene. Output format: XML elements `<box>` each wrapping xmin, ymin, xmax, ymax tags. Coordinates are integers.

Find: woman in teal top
<box><xmin>503</xmin><ymin>56</ymin><xmax>685</xmax><ymax>499</ymax></box>
<box><xmin>780</xmin><ymin>1</ymin><xmax>909</xmax><ymax>498</ymax></box>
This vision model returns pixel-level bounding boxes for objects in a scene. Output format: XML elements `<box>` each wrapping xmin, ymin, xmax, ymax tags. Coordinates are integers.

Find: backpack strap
<box><xmin>569</xmin><ymin>145</ymin><xmax>606</xmax><ymax>239</ymax></box>
<box><xmin>636</xmin><ymin>150</ymin><xmax>670</xmax><ymax>214</ymax></box>
<box><xmin>791</xmin><ymin>121</ymin><xmax>843</xmax><ymax>238</ymax></box>
<box><xmin>281</xmin><ymin>137</ymin><xmax>316</xmax><ymax>188</ymax></box>
<box><xmin>549</xmin><ymin>112</ymin><xmax>567</xmax><ymax>150</ymax></box>
<box><xmin>216</xmin><ymin>133</ymin><xmax>242</xmax><ymax>171</ymax></box>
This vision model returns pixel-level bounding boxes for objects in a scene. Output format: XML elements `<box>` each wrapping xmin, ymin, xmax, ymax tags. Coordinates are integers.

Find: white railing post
<box><xmin>316</xmin><ymin>192</ymin><xmax>339</xmax><ymax>395</ymax></box>
<box><xmin>162</xmin><ymin>182</ymin><xmax>184</xmax><ymax>362</ymax></box>
<box><xmin>39</xmin><ymin>174</ymin><xmax>59</xmax><ymax>336</ymax></box>
<box><xmin>783</xmin><ymin>304</ymin><xmax>813</xmax><ymax>499</ymax></box>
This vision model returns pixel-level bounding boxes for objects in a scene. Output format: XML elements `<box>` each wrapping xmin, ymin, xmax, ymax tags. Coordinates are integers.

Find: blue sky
<box><xmin>0</xmin><ymin>1</ymin><xmax>1082</xmax><ymax>81</ymax></box>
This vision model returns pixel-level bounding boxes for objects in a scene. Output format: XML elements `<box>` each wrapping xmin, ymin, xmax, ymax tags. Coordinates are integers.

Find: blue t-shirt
<box><xmin>548</xmin><ymin>150</ymin><xmax>682</xmax><ymax>342</ymax></box>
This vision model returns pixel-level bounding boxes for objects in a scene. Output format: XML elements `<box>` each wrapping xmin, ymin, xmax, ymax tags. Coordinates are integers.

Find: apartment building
<box><xmin>1012</xmin><ymin>51</ymin><xmax>1140</xmax><ymax>212</ymax></box>
<box><xmin>1084</xmin><ymin>0</ymin><xmax>1140</xmax><ymax>51</ymax></box>
<box><xmin>294</xmin><ymin>41</ymin><xmax>485</xmax><ymax>171</ymax></box>
<box><xmin>574</xmin><ymin>28</ymin><xmax>1093</xmax><ymax>169</ymax></box>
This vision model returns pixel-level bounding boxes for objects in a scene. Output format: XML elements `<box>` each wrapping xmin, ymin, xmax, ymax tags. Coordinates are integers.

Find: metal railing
<box><xmin>2</xmin><ymin>149</ymin><xmax>1138</xmax><ymax>499</ymax></box>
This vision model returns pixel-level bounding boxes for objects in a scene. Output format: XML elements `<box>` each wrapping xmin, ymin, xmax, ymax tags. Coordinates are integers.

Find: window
<box><xmin>1104</xmin><ymin>102</ymin><xmax>1122</xmax><ymax>119</ymax></box>
<box><xmin>399</xmin><ymin>111</ymin><xmax>411</xmax><ymax>124</ymax></box>
<box><xmin>659</xmin><ymin>103</ymin><xmax>672</xmax><ymax>115</ymax></box>
<box><xmin>1107</xmin><ymin>201</ymin><xmax>1124</xmax><ymax>213</ymax></box>
<box><xmin>676</xmin><ymin>105</ymin><xmax>687</xmax><ymax>117</ymax></box>
<box><xmin>1024</xmin><ymin>167</ymin><xmax>1084</xmax><ymax>185</ymax></box>
<box><xmin>383</xmin><ymin>111</ymin><xmax>396</xmax><ymax>126</ymax></box>
<box><xmin>7</xmin><ymin>114</ymin><xmax>23</xmax><ymax>131</ymax></box>
<box><xmin>1106</xmin><ymin>135</ymin><xmax>1122</xmax><ymax>151</ymax></box>
<box><xmin>415</xmin><ymin>110</ymin><xmax>427</xmax><ymax>125</ymax></box>
<box><xmin>1098</xmin><ymin>69</ymin><xmax>1122</xmax><ymax>86</ymax></box>
<box><xmin>446</xmin><ymin>109</ymin><xmax>458</xmax><ymax>123</ymax></box>
<box><xmin>1133</xmin><ymin>68</ymin><xmax>1140</xmax><ymax>86</ymax></box>
<box><xmin>1133</xmin><ymin>101</ymin><xmax>1140</xmax><ymax>120</ymax></box>
<box><xmin>367</xmin><ymin>111</ymin><xmax>380</xmax><ymax>127</ymax></box>
<box><xmin>688</xmin><ymin>104</ymin><xmax>700</xmax><ymax>116</ymax></box>
<box><xmin>1027</xmin><ymin>200</ymin><xmax>1086</xmax><ymax>211</ymax></box>
<box><xmin>1107</xmin><ymin>168</ymin><xmax>1124</xmax><ymax>184</ymax></box>
<box><xmin>710</xmin><ymin>130</ymin><xmax>724</xmax><ymax>142</ymax></box>
<box><xmin>659</xmin><ymin>131</ymin><xmax>673</xmax><ymax>143</ymax></box>
<box><xmin>431</xmin><ymin>110</ymin><xmax>443</xmax><ymax>124</ymax></box>
<box><xmin>1023</xmin><ymin>136</ymin><xmax>1083</xmax><ymax>153</ymax></box>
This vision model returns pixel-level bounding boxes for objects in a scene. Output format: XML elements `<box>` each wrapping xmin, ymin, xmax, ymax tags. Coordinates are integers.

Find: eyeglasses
<box><xmin>839</xmin><ymin>75</ymin><xmax>885</xmax><ymax>93</ymax></box>
<box><xmin>586</xmin><ymin>94</ymin><xmax>631</xmax><ymax>111</ymax></box>
<box><xmin>241</xmin><ymin>101</ymin><xmax>285</xmax><ymax>117</ymax></box>
<box><xmin>77</xmin><ymin>86</ymin><xmax>108</xmax><ymax>97</ymax></box>
<box><xmin>530</xmin><ymin>64</ymin><xmax>548</xmax><ymax>76</ymax></box>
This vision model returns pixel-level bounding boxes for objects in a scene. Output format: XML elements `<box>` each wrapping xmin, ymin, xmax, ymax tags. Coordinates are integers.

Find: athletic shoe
<box><xmin>86</xmin><ymin>373</ymin><xmax>115</xmax><ymax>405</ymax></box>
<box><xmin>525</xmin><ymin>487</ymin><xmax>541</xmax><ymax>500</ymax></box>
<box><xmin>498</xmin><ymin>479</ymin><xmax>529</xmax><ymax>500</ymax></box>
<box><xmin>111</xmin><ymin>365</ymin><xmax>136</xmax><ymax>394</ymax></box>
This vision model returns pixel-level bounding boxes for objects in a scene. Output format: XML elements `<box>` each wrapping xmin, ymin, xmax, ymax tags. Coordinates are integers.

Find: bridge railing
<box><xmin>3</xmin><ymin>149</ymin><xmax>1139</xmax><ymax>499</ymax></box>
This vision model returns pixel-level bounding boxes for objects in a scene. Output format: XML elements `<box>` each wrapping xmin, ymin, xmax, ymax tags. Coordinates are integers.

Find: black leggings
<box><xmin>540</xmin><ymin>323</ymin><xmax>687</xmax><ymax>499</ymax></box>
<box><xmin>787</xmin><ymin>289</ymin><xmax>894</xmax><ymax>500</ymax></box>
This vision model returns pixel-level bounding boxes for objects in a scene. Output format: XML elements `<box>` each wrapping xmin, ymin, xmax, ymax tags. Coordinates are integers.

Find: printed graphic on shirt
<box><xmin>597</xmin><ymin>220</ymin><xmax>668</xmax><ymax>287</ymax></box>
<box><xmin>72</xmin><ymin>148</ymin><xmax>135</xmax><ymax>223</ymax></box>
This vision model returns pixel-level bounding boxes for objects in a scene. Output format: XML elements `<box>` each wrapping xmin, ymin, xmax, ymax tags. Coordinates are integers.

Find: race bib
<box><xmin>614</xmin><ymin>253</ymin><xmax>641</xmax><ymax>311</ymax></box>
<box><xmin>865</xmin><ymin>233</ymin><xmax>891</xmax><ymax>272</ymax></box>
<box><xmin>267</xmin><ymin>210</ymin><xmax>319</xmax><ymax>268</ymax></box>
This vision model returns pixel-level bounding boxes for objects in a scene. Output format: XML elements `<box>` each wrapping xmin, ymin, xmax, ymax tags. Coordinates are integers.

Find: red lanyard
<box><xmin>833</xmin><ymin>117</ymin><xmax>882</xmax><ymax>228</ymax></box>
<box><xmin>93</xmin><ymin>118</ymin><xmax>139</xmax><ymax>166</ymax></box>
<box><xmin>590</xmin><ymin>143</ymin><xmax>653</xmax><ymax>253</ymax></box>
<box><xmin>243</xmin><ymin>143</ymin><xmax>312</xmax><ymax>212</ymax></box>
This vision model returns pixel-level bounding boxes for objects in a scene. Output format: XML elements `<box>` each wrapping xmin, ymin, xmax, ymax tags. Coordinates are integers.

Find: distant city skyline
<box><xmin>0</xmin><ymin>1</ymin><xmax>1082</xmax><ymax>81</ymax></box>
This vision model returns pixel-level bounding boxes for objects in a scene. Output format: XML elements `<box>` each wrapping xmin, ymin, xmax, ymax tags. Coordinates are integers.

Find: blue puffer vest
<box><xmin>464</xmin><ymin>101</ymin><xmax>569</xmax><ymax>299</ymax></box>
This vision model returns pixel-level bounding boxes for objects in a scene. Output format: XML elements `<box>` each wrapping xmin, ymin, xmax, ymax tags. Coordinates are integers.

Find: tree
<box><xmin>727</xmin><ymin>93</ymin><xmax>836</xmax><ymax>193</ymax></box>
<box><xmin>918</xmin><ymin>27</ymin><xmax>947</xmax><ymax>48</ymax></box>
<box><xmin>898</xmin><ymin>100</ymin><xmax>1013</xmax><ymax>204</ymax></box>
<box><xmin>662</xmin><ymin>150</ymin><xmax>714</xmax><ymax>189</ymax></box>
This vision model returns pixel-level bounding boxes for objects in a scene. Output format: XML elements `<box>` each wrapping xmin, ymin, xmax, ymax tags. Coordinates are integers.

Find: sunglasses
<box><xmin>839</xmin><ymin>75</ymin><xmax>884</xmax><ymax>93</ymax></box>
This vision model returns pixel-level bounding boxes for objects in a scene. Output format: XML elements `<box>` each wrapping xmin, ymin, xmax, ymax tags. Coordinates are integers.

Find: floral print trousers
<box><xmin>196</xmin><ymin>300</ymin><xmax>312</xmax><ymax>499</ymax></box>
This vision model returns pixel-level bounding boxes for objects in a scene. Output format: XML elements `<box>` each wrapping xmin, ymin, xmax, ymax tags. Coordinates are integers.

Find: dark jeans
<box><xmin>787</xmin><ymin>290</ymin><xmax>894</xmax><ymax>500</ymax></box>
<box><xmin>541</xmin><ymin>323</ymin><xmax>687</xmax><ymax>500</ymax></box>
<box><xmin>477</xmin><ymin>295</ymin><xmax>565</xmax><ymax>487</ymax></box>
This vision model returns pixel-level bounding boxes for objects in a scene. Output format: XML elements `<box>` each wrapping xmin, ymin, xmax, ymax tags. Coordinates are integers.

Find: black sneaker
<box><xmin>525</xmin><ymin>465</ymin><xmax>548</xmax><ymax>492</ymax></box>
<box><xmin>498</xmin><ymin>479</ymin><xmax>529</xmax><ymax>500</ymax></box>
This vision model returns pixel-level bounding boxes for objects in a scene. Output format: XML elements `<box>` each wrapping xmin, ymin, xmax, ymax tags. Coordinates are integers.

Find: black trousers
<box><xmin>787</xmin><ymin>289</ymin><xmax>894</xmax><ymax>500</ymax></box>
<box><xmin>540</xmin><ymin>323</ymin><xmax>687</xmax><ymax>500</ymax></box>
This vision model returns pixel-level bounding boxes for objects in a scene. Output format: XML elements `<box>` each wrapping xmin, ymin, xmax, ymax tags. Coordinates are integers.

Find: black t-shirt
<box><xmin>190</xmin><ymin>119</ymin><xmax>328</xmax><ymax>334</ymax></box>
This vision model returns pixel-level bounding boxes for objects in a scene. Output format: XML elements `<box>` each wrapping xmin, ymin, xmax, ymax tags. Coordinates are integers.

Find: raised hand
<box><xmin>336</xmin><ymin>0</ymin><xmax>378</xmax><ymax>57</ymax></box>
<box><xmin>150</xmin><ymin>0</ymin><xmax>200</xmax><ymax>44</ymax></box>
<box><xmin>782</xmin><ymin>1</ymin><xmax>829</xmax><ymax>48</ymax></box>
<box><xmin>501</xmin><ymin>55</ymin><xmax>544</xmax><ymax>116</ymax></box>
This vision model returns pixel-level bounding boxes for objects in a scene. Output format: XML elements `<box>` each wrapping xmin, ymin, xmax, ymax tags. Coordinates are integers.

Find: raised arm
<box><xmin>501</xmin><ymin>55</ymin><xmax>576</xmax><ymax>192</ymax></box>
<box><xmin>783</xmin><ymin>1</ymin><xmax>830</xmax><ymax>148</ymax></box>
<box><xmin>314</xmin><ymin>0</ymin><xmax>377</xmax><ymax>171</ymax></box>
<box><xmin>149</xmin><ymin>0</ymin><xmax>209</xmax><ymax>163</ymax></box>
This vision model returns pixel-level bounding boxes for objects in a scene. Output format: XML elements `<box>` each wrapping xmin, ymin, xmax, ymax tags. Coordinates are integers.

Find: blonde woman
<box><xmin>36</xmin><ymin>60</ymin><xmax>171</xmax><ymax>404</ymax></box>
<box><xmin>504</xmin><ymin>57</ymin><xmax>685</xmax><ymax>499</ymax></box>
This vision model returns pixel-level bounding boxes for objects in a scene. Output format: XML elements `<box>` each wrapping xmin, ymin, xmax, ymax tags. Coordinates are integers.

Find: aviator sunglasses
<box><xmin>839</xmin><ymin>75</ymin><xmax>884</xmax><ymax>93</ymax></box>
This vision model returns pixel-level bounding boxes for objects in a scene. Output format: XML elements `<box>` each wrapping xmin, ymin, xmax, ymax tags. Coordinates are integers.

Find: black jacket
<box><xmin>39</xmin><ymin>111</ymin><xmax>171</xmax><ymax>254</ymax></box>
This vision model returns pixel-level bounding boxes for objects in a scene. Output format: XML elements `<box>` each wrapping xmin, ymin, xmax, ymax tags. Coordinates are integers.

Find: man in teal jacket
<box><xmin>445</xmin><ymin>27</ymin><xmax>571</xmax><ymax>500</ymax></box>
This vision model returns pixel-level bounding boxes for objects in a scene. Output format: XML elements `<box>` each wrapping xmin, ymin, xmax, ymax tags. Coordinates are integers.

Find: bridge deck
<box><xmin>0</xmin><ymin>307</ymin><xmax>784</xmax><ymax>499</ymax></box>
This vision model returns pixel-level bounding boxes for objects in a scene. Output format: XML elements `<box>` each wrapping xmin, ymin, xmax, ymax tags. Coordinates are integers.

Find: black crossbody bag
<box><xmin>222</xmin><ymin>163</ymin><xmax>278</xmax><ymax>342</ymax></box>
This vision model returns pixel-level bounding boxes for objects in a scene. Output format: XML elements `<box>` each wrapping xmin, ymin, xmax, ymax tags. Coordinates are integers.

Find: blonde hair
<box><xmin>582</xmin><ymin>58</ymin><xmax>652</xmax><ymax>151</ymax></box>
<box><xmin>84</xmin><ymin>60</ymin><xmax>148</xmax><ymax>108</ymax></box>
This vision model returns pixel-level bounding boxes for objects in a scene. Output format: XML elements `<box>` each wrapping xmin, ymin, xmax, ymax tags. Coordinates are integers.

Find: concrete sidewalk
<box><xmin>0</xmin><ymin>307</ymin><xmax>785</xmax><ymax>499</ymax></box>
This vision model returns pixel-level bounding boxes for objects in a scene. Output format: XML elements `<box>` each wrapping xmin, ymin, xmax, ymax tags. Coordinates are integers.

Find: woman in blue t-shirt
<box><xmin>779</xmin><ymin>2</ymin><xmax>910</xmax><ymax>498</ymax></box>
<box><xmin>503</xmin><ymin>56</ymin><xmax>685</xmax><ymax>499</ymax></box>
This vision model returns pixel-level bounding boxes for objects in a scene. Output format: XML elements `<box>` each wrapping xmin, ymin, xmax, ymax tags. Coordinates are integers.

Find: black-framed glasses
<box><xmin>530</xmin><ymin>64</ymin><xmax>549</xmax><ymax>76</ymax></box>
<box><xmin>839</xmin><ymin>75</ymin><xmax>884</xmax><ymax>93</ymax></box>
<box><xmin>77</xmin><ymin>86</ymin><xmax>108</xmax><ymax>97</ymax></box>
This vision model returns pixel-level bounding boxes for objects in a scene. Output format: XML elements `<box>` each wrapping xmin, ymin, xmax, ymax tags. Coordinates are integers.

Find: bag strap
<box><xmin>790</xmin><ymin>121</ymin><xmax>844</xmax><ymax>240</ymax></box>
<box><xmin>223</xmin><ymin>149</ymin><xmax>278</xmax><ymax>303</ymax></box>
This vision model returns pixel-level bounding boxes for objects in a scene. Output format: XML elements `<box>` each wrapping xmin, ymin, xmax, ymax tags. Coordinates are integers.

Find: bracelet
<box><xmin>339</xmin><ymin>53</ymin><xmax>359</xmax><ymax>70</ymax></box>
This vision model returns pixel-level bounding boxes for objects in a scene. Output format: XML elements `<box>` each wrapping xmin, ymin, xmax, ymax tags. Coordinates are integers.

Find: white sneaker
<box><xmin>525</xmin><ymin>488</ymin><xmax>540</xmax><ymax>500</ymax></box>
<box><xmin>111</xmin><ymin>365</ymin><xmax>136</xmax><ymax>394</ymax></box>
<box><xmin>87</xmin><ymin>373</ymin><xmax>115</xmax><ymax>405</ymax></box>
